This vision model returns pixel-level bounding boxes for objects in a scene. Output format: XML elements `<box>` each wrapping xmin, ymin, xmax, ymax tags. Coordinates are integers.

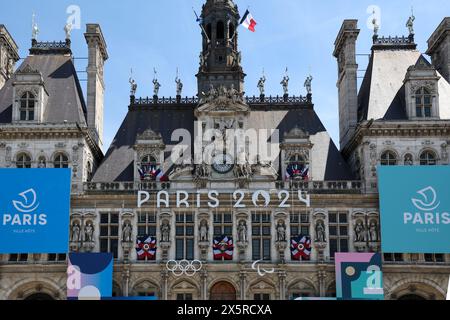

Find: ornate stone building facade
<box><xmin>0</xmin><ymin>1</ymin><xmax>449</xmax><ymax>300</ymax></box>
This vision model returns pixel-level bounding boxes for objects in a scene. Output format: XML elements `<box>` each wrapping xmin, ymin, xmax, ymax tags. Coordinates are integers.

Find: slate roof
<box><xmin>0</xmin><ymin>54</ymin><xmax>87</xmax><ymax>124</ymax></box>
<box><xmin>93</xmin><ymin>102</ymin><xmax>355</xmax><ymax>182</ymax></box>
<box><xmin>357</xmin><ymin>46</ymin><xmax>450</xmax><ymax>121</ymax></box>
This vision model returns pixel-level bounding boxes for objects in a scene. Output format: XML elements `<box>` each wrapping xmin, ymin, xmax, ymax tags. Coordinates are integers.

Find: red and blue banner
<box><xmin>213</xmin><ymin>235</ymin><xmax>234</xmax><ymax>260</ymax></box>
<box><xmin>136</xmin><ymin>235</ymin><xmax>157</xmax><ymax>260</ymax></box>
<box><xmin>290</xmin><ymin>235</ymin><xmax>311</xmax><ymax>260</ymax></box>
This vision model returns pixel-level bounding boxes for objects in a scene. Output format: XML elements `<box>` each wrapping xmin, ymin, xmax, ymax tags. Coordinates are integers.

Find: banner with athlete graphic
<box><xmin>0</xmin><ymin>169</ymin><xmax>71</xmax><ymax>253</ymax></box>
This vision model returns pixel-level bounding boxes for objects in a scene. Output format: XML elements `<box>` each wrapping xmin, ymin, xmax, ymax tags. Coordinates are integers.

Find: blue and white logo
<box><xmin>378</xmin><ymin>166</ymin><xmax>450</xmax><ymax>253</ymax></box>
<box><xmin>0</xmin><ymin>169</ymin><xmax>71</xmax><ymax>254</ymax></box>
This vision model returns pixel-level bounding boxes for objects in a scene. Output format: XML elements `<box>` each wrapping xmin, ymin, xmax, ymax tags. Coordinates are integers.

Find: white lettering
<box><xmin>137</xmin><ymin>191</ymin><xmax>150</xmax><ymax>208</ymax></box>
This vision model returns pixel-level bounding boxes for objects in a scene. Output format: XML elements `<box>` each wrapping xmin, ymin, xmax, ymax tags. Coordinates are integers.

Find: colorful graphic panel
<box><xmin>67</xmin><ymin>253</ymin><xmax>113</xmax><ymax>300</ymax></box>
<box><xmin>335</xmin><ymin>253</ymin><xmax>384</xmax><ymax>300</ymax></box>
<box><xmin>0</xmin><ymin>169</ymin><xmax>71</xmax><ymax>253</ymax></box>
<box><xmin>378</xmin><ymin>166</ymin><xmax>450</xmax><ymax>253</ymax></box>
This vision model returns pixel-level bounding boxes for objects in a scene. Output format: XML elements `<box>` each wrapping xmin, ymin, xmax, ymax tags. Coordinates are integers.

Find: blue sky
<box><xmin>1</xmin><ymin>0</ymin><xmax>450</xmax><ymax>151</ymax></box>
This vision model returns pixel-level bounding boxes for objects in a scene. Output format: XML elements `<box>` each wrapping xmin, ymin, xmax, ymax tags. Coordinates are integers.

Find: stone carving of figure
<box><xmin>195</xmin><ymin>162</ymin><xmax>211</xmax><ymax>178</ymax></box>
<box><xmin>257</xmin><ymin>75</ymin><xmax>266</xmax><ymax>96</ymax></box>
<box><xmin>175</xmin><ymin>76</ymin><xmax>183</xmax><ymax>96</ymax></box>
<box><xmin>404</xmin><ymin>154</ymin><xmax>413</xmax><ymax>165</ymax></box>
<box><xmin>280</xmin><ymin>75</ymin><xmax>289</xmax><ymax>95</ymax></box>
<box><xmin>64</xmin><ymin>22</ymin><xmax>72</xmax><ymax>39</ymax></box>
<box><xmin>406</xmin><ymin>14</ymin><xmax>415</xmax><ymax>35</ymax></box>
<box><xmin>84</xmin><ymin>222</ymin><xmax>94</xmax><ymax>243</ymax></box>
<box><xmin>152</xmin><ymin>78</ymin><xmax>161</xmax><ymax>97</ymax></box>
<box><xmin>161</xmin><ymin>220</ymin><xmax>170</xmax><ymax>242</ymax></box>
<box><xmin>315</xmin><ymin>220</ymin><xmax>326</xmax><ymax>243</ymax></box>
<box><xmin>129</xmin><ymin>77</ymin><xmax>137</xmax><ymax>96</ymax></box>
<box><xmin>237</xmin><ymin>220</ymin><xmax>247</xmax><ymax>242</ymax></box>
<box><xmin>304</xmin><ymin>75</ymin><xmax>313</xmax><ymax>94</ymax></box>
<box><xmin>38</xmin><ymin>158</ymin><xmax>46</xmax><ymax>168</ymax></box>
<box><xmin>369</xmin><ymin>221</ymin><xmax>379</xmax><ymax>242</ymax></box>
<box><xmin>199</xmin><ymin>220</ymin><xmax>209</xmax><ymax>242</ymax></box>
<box><xmin>71</xmin><ymin>222</ymin><xmax>81</xmax><ymax>242</ymax></box>
<box><xmin>122</xmin><ymin>222</ymin><xmax>133</xmax><ymax>242</ymax></box>
<box><xmin>354</xmin><ymin>220</ymin><xmax>366</xmax><ymax>242</ymax></box>
<box><xmin>276</xmin><ymin>221</ymin><xmax>286</xmax><ymax>242</ymax></box>
<box><xmin>228</xmin><ymin>84</ymin><xmax>240</xmax><ymax>103</ymax></box>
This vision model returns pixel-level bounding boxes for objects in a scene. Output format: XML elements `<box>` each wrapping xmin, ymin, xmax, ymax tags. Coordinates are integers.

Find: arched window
<box><xmin>206</xmin><ymin>24</ymin><xmax>212</xmax><ymax>41</ymax></box>
<box><xmin>420</xmin><ymin>151</ymin><xmax>437</xmax><ymax>166</ymax></box>
<box><xmin>380</xmin><ymin>151</ymin><xmax>397</xmax><ymax>166</ymax></box>
<box><xmin>19</xmin><ymin>92</ymin><xmax>36</xmax><ymax>121</ymax></box>
<box><xmin>16</xmin><ymin>153</ymin><xmax>31</xmax><ymax>168</ymax></box>
<box><xmin>87</xmin><ymin>162</ymin><xmax>93</xmax><ymax>181</ymax></box>
<box><xmin>217</xmin><ymin>21</ymin><xmax>225</xmax><ymax>39</ymax></box>
<box><xmin>54</xmin><ymin>153</ymin><xmax>69</xmax><ymax>168</ymax></box>
<box><xmin>229</xmin><ymin>23</ymin><xmax>235</xmax><ymax>39</ymax></box>
<box><xmin>415</xmin><ymin>88</ymin><xmax>432</xmax><ymax>118</ymax></box>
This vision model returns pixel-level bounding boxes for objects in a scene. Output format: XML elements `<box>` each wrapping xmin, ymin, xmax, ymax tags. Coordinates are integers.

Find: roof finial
<box><xmin>31</xmin><ymin>13</ymin><xmax>39</xmax><ymax>41</ymax></box>
<box><xmin>406</xmin><ymin>7</ymin><xmax>415</xmax><ymax>35</ymax></box>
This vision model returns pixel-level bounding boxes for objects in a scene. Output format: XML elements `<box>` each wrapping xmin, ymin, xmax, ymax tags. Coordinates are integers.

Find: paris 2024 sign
<box><xmin>378</xmin><ymin>166</ymin><xmax>450</xmax><ymax>253</ymax></box>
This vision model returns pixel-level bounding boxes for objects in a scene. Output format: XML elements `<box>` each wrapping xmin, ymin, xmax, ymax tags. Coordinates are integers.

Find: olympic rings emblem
<box><xmin>166</xmin><ymin>260</ymin><xmax>202</xmax><ymax>277</ymax></box>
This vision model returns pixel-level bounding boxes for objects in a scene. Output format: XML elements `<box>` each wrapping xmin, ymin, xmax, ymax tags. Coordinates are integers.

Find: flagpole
<box><xmin>193</xmin><ymin>7</ymin><xmax>210</xmax><ymax>43</ymax></box>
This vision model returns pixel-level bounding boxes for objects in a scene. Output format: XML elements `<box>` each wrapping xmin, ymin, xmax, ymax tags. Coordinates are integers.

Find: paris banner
<box><xmin>335</xmin><ymin>253</ymin><xmax>384</xmax><ymax>300</ymax></box>
<box><xmin>0</xmin><ymin>169</ymin><xmax>71</xmax><ymax>253</ymax></box>
<box><xmin>378</xmin><ymin>166</ymin><xmax>450</xmax><ymax>253</ymax></box>
<box><xmin>67</xmin><ymin>253</ymin><xmax>113</xmax><ymax>300</ymax></box>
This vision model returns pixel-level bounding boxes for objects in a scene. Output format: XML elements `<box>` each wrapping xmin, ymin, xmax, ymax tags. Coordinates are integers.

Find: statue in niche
<box><xmin>122</xmin><ymin>221</ymin><xmax>133</xmax><ymax>243</ymax></box>
<box><xmin>71</xmin><ymin>222</ymin><xmax>81</xmax><ymax>242</ymax></box>
<box><xmin>276</xmin><ymin>220</ymin><xmax>286</xmax><ymax>242</ymax></box>
<box><xmin>161</xmin><ymin>220</ymin><xmax>170</xmax><ymax>242</ymax></box>
<box><xmin>354</xmin><ymin>220</ymin><xmax>366</xmax><ymax>242</ymax></box>
<box><xmin>84</xmin><ymin>221</ymin><xmax>94</xmax><ymax>243</ymax></box>
<box><xmin>237</xmin><ymin>220</ymin><xmax>247</xmax><ymax>242</ymax></box>
<box><xmin>369</xmin><ymin>221</ymin><xmax>379</xmax><ymax>242</ymax></box>
<box><xmin>315</xmin><ymin>220</ymin><xmax>326</xmax><ymax>243</ymax></box>
<box><xmin>199</xmin><ymin>220</ymin><xmax>209</xmax><ymax>242</ymax></box>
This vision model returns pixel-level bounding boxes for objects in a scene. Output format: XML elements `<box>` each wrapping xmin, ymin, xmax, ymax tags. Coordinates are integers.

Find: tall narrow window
<box><xmin>420</xmin><ymin>151</ymin><xmax>437</xmax><ymax>166</ymax></box>
<box><xmin>252</xmin><ymin>211</ymin><xmax>272</xmax><ymax>261</ymax></box>
<box><xmin>19</xmin><ymin>92</ymin><xmax>35</xmax><ymax>121</ymax></box>
<box><xmin>290</xmin><ymin>211</ymin><xmax>310</xmax><ymax>237</ymax></box>
<box><xmin>328</xmin><ymin>212</ymin><xmax>349</xmax><ymax>259</ymax></box>
<box><xmin>424</xmin><ymin>253</ymin><xmax>445</xmax><ymax>263</ymax></box>
<box><xmin>380</xmin><ymin>151</ymin><xmax>397</xmax><ymax>166</ymax></box>
<box><xmin>175</xmin><ymin>212</ymin><xmax>194</xmax><ymax>260</ymax></box>
<box><xmin>100</xmin><ymin>212</ymin><xmax>119</xmax><ymax>259</ymax></box>
<box><xmin>137</xmin><ymin>211</ymin><xmax>157</xmax><ymax>237</ymax></box>
<box><xmin>213</xmin><ymin>212</ymin><xmax>233</xmax><ymax>237</ymax></box>
<box><xmin>217</xmin><ymin>21</ymin><xmax>225</xmax><ymax>39</ymax></box>
<box><xmin>54</xmin><ymin>153</ymin><xmax>69</xmax><ymax>168</ymax></box>
<box><xmin>16</xmin><ymin>153</ymin><xmax>31</xmax><ymax>168</ymax></box>
<box><xmin>415</xmin><ymin>88</ymin><xmax>432</xmax><ymax>118</ymax></box>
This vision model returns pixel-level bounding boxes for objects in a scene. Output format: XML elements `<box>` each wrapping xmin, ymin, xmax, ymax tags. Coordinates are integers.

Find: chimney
<box><xmin>427</xmin><ymin>17</ymin><xmax>450</xmax><ymax>83</ymax></box>
<box><xmin>333</xmin><ymin>20</ymin><xmax>360</xmax><ymax>150</ymax></box>
<box><xmin>0</xmin><ymin>25</ymin><xmax>19</xmax><ymax>90</ymax></box>
<box><xmin>84</xmin><ymin>24</ymin><xmax>108</xmax><ymax>148</ymax></box>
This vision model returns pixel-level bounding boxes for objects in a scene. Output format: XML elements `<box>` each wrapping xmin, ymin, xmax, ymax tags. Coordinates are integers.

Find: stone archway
<box><xmin>24</xmin><ymin>293</ymin><xmax>55</xmax><ymax>301</ymax></box>
<box><xmin>398</xmin><ymin>294</ymin><xmax>426</xmax><ymax>301</ymax></box>
<box><xmin>210</xmin><ymin>281</ymin><xmax>237</xmax><ymax>300</ymax></box>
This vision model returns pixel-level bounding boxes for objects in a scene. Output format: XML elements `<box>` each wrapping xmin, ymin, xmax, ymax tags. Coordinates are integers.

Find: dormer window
<box><xmin>286</xmin><ymin>154</ymin><xmax>309</xmax><ymax>180</ymax></box>
<box><xmin>19</xmin><ymin>92</ymin><xmax>36</xmax><ymax>121</ymax></box>
<box><xmin>139</xmin><ymin>155</ymin><xmax>160</xmax><ymax>181</ymax></box>
<box><xmin>415</xmin><ymin>88</ymin><xmax>432</xmax><ymax>118</ymax></box>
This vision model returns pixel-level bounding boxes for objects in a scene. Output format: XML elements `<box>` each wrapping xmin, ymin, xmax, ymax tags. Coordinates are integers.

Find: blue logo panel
<box><xmin>0</xmin><ymin>169</ymin><xmax>71</xmax><ymax>253</ymax></box>
<box><xmin>378</xmin><ymin>166</ymin><xmax>450</xmax><ymax>253</ymax></box>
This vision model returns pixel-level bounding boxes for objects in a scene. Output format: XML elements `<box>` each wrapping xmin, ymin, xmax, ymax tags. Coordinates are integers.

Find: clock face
<box><xmin>212</xmin><ymin>154</ymin><xmax>234</xmax><ymax>174</ymax></box>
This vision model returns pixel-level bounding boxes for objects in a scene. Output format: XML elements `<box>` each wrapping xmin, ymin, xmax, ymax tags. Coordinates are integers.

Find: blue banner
<box><xmin>0</xmin><ymin>169</ymin><xmax>71</xmax><ymax>253</ymax></box>
<box><xmin>378</xmin><ymin>166</ymin><xmax>450</xmax><ymax>253</ymax></box>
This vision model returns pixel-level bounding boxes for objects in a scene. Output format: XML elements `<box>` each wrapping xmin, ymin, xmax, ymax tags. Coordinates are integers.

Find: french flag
<box><xmin>240</xmin><ymin>10</ymin><xmax>257</xmax><ymax>32</ymax></box>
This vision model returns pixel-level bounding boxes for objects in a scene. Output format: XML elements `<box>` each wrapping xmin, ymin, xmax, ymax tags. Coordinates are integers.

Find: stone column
<box><xmin>317</xmin><ymin>269</ymin><xmax>327</xmax><ymax>297</ymax></box>
<box><xmin>121</xmin><ymin>268</ymin><xmax>130</xmax><ymax>297</ymax></box>
<box><xmin>278</xmin><ymin>271</ymin><xmax>287</xmax><ymax>300</ymax></box>
<box><xmin>239</xmin><ymin>271</ymin><xmax>247</xmax><ymax>300</ymax></box>
<box><xmin>161</xmin><ymin>271</ymin><xmax>169</xmax><ymax>301</ymax></box>
<box><xmin>201</xmin><ymin>270</ymin><xmax>208</xmax><ymax>300</ymax></box>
